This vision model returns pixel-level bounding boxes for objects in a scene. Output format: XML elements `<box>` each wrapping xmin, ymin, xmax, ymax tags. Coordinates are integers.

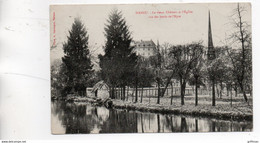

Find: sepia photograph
<box><xmin>50</xmin><ymin>3</ymin><xmax>252</xmax><ymax>134</ymax></box>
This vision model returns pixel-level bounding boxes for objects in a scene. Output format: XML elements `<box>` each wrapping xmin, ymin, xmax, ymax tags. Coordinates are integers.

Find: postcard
<box><xmin>50</xmin><ymin>3</ymin><xmax>252</xmax><ymax>134</ymax></box>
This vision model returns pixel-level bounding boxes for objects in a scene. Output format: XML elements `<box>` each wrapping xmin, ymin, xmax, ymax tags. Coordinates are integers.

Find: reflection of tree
<box><xmin>51</xmin><ymin>101</ymin><xmax>252</xmax><ymax>133</ymax></box>
<box><xmin>141</xmin><ymin>114</ymin><xmax>144</xmax><ymax>133</ymax></box>
<box><xmin>181</xmin><ymin>118</ymin><xmax>188</xmax><ymax>132</ymax></box>
<box><xmin>195</xmin><ymin>119</ymin><xmax>198</xmax><ymax>132</ymax></box>
<box><xmin>99</xmin><ymin>110</ymin><xmax>138</xmax><ymax>133</ymax></box>
<box><xmin>169</xmin><ymin>116</ymin><xmax>182</xmax><ymax>132</ymax></box>
<box><xmin>52</xmin><ymin>101</ymin><xmax>108</xmax><ymax>133</ymax></box>
<box><xmin>164</xmin><ymin>115</ymin><xmax>174</xmax><ymax>132</ymax></box>
<box><xmin>211</xmin><ymin>120</ymin><xmax>216</xmax><ymax>132</ymax></box>
<box><xmin>138</xmin><ymin>113</ymin><xmax>157</xmax><ymax>133</ymax></box>
<box><xmin>157</xmin><ymin>114</ymin><xmax>160</xmax><ymax>133</ymax></box>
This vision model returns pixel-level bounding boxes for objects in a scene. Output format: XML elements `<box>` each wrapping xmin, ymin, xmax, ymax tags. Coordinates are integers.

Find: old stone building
<box><xmin>131</xmin><ymin>40</ymin><xmax>157</xmax><ymax>58</ymax></box>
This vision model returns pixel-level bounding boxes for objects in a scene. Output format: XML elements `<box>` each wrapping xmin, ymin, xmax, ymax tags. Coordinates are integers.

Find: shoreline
<box><xmin>57</xmin><ymin>96</ymin><xmax>253</xmax><ymax>122</ymax></box>
<box><xmin>112</xmin><ymin>100</ymin><xmax>252</xmax><ymax>122</ymax></box>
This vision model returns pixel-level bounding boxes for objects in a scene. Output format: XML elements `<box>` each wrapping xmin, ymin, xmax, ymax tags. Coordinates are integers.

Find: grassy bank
<box><xmin>67</xmin><ymin>94</ymin><xmax>253</xmax><ymax>121</ymax></box>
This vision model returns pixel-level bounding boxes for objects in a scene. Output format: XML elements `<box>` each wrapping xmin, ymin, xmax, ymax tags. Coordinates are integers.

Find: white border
<box><xmin>0</xmin><ymin>0</ymin><xmax>259</xmax><ymax>142</ymax></box>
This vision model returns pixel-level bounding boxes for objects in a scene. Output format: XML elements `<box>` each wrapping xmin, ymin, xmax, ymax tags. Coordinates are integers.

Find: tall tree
<box><xmin>213</xmin><ymin>47</ymin><xmax>231</xmax><ymax>99</ymax></box>
<box><xmin>99</xmin><ymin>9</ymin><xmax>137</xmax><ymax>99</ymax></box>
<box><xmin>227</xmin><ymin>3</ymin><xmax>251</xmax><ymax>102</ymax></box>
<box><xmin>149</xmin><ymin>41</ymin><xmax>164</xmax><ymax>104</ymax></box>
<box><xmin>137</xmin><ymin>57</ymin><xmax>155</xmax><ymax>102</ymax></box>
<box><xmin>168</xmin><ymin>42</ymin><xmax>204</xmax><ymax>105</ymax></box>
<box><xmin>190</xmin><ymin>55</ymin><xmax>205</xmax><ymax>106</ymax></box>
<box><xmin>61</xmin><ymin>18</ymin><xmax>93</xmax><ymax>96</ymax></box>
<box><xmin>207</xmin><ymin>56</ymin><xmax>227</xmax><ymax>106</ymax></box>
<box><xmin>158</xmin><ymin>42</ymin><xmax>175</xmax><ymax>98</ymax></box>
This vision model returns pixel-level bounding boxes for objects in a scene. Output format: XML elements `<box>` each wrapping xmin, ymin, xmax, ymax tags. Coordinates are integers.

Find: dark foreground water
<box><xmin>51</xmin><ymin>101</ymin><xmax>252</xmax><ymax>134</ymax></box>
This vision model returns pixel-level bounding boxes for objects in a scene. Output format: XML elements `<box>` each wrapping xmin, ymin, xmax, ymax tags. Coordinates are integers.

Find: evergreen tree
<box><xmin>61</xmin><ymin>18</ymin><xmax>93</xmax><ymax>96</ymax></box>
<box><xmin>99</xmin><ymin>9</ymin><xmax>137</xmax><ymax>99</ymax></box>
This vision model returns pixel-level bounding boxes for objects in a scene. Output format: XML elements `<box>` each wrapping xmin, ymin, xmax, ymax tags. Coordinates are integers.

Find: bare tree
<box><xmin>227</xmin><ymin>3</ymin><xmax>251</xmax><ymax>102</ymax></box>
<box><xmin>168</xmin><ymin>42</ymin><xmax>204</xmax><ymax>105</ymax></box>
<box><xmin>190</xmin><ymin>55</ymin><xmax>205</xmax><ymax>106</ymax></box>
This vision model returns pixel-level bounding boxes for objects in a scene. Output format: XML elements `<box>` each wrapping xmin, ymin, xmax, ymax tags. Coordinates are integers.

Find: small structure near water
<box><xmin>91</xmin><ymin>80</ymin><xmax>110</xmax><ymax>99</ymax></box>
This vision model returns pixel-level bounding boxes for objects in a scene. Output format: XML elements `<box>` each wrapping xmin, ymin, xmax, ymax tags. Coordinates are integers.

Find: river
<box><xmin>51</xmin><ymin>101</ymin><xmax>252</xmax><ymax>134</ymax></box>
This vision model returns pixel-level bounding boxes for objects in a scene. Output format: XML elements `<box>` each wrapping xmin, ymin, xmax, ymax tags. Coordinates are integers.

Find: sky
<box><xmin>50</xmin><ymin>3</ymin><xmax>251</xmax><ymax>64</ymax></box>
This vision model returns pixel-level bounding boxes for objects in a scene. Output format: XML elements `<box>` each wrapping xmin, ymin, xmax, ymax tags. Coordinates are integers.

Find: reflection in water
<box><xmin>51</xmin><ymin>101</ymin><xmax>252</xmax><ymax>134</ymax></box>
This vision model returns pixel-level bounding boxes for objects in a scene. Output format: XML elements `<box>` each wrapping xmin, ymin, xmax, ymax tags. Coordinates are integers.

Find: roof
<box><xmin>133</xmin><ymin>40</ymin><xmax>156</xmax><ymax>47</ymax></box>
<box><xmin>91</xmin><ymin>80</ymin><xmax>109</xmax><ymax>92</ymax></box>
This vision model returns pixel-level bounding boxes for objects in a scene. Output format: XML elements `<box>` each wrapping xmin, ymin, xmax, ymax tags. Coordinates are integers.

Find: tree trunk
<box><xmin>239</xmin><ymin>82</ymin><xmax>248</xmax><ymax>102</ymax></box>
<box><xmin>135</xmin><ymin>87</ymin><xmax>138</xmax><ymax>103</ymax></box>
<box><xmin>220</xmin><ymin>82</ymin><xmax>223</xmax><ymax>99</ymax></box>
<box><xmin>157</xmin><ymin>81</ymin><xmax>160</xmax><ymax>104</ymax></box>
<box><xmin>216</xmin><ymin>84</ymin><xmax>220</xmax><ymax>98</ymax></box>
<box><xmin>195</xmin><ymin>77</ymin><xmax>198</xmax><ymax>106</ymax></box>
<box><xmin>231</xmin><ymin>88</ymin><xmax>232</xmax><ymax>107</ymax></box>
<box><xmin>230</xmin><ymin>84</ymin><xmax>233</xmax><ymax>97</ymax></box>
<box><xmin>95</xmin><ymin>90</ymin><xmax>98</xmax><ymax>97</ymax></box>
<box><xmin>161</xmin><ymin>72</ymin><xmax>174</xmax><ymax>97</ymax></box>
<box><xmin>114</xmin><ymin>88</ymin><xmax>117</xmax><ymax>99</ymax></box>
<box><xmin>171</xmin><ymin>83</ymin><xmax>173</xmax><ymax>105</ymax></box>
<box><xmin>86</xmin><ymin>87</ymin><xmax>88</xmax><ymax>97</ymax></box>
<box><xmin>149</xmin><ymin>87</ymin><xmax>150</xmax><ymax>97</ymax></box>
<box><xmin>226</xmin><ymin>85</ymin><xmax>229</xmax><ymax>96</ymax></box>
<box><xmin>212</xmin><ymin>78</ymin><xmax>216</xmax><ymax>106</ymax></box>
<box><xmin>135</xmin><ymin>68</ymin><xmax>138</xmax><ymax>102</ymax></box>
<box><xmin>123</xmin><ymin>86</ymin><xmax>126</xmax><ymax>101</ymax></box>
<box><xmin>148</xmin><ymin>87</ymin><xmax>151</xmax><ymax>104</ymax></box>
<box><xmin>180</xmin><ymin>78</ymin><xmax>186</xmax><ymax>105</ymax></box>
<box><xmin>126</xmin><ymin>86</ymin><xmax>129</xmax><ymax>101</ymax></box>
<box><xmin>119</xmin><ymin>87</ymin><xmax>123</xmax><ymax>100</ymax></box>
<box><xmin>141</xmin><ymin>87</ymin><xmax>144</xmax><ymax>103</ymax></box>
<box><xmin>132</xmin><ymin>88</ymin><xmax>134</xmax><ymax>102</ymax></box>
<box><xmin>111</xmin><ymin>87</ymin><xmax>115</xmax><ymax>99</ymax></box>
<box><xmin>235</xmin><ymin>85</ymin><xmax>238</xmax><ymax>97</ymax></box>
<box><xmin>135</xmin><ymin>83</ymin><xmax>138</xmax><ymax>103</ymax></box>
<box><xmin>248</xmin><ymin>85</ymin><xmax>252</xmax><ymax>97</ymax></box>
<box><xmin>237</xmin><ymin>3</ymin><xmax>248</xmax><ymax>103</ymax></box>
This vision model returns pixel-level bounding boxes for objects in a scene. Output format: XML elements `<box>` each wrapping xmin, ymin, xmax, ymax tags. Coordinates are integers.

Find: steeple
<box><xmin>207</xmin><ymin>10</ymin><xmax>215</xmax><ymax>60</ymax></box>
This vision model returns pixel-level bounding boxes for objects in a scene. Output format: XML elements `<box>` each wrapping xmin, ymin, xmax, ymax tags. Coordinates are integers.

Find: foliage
<box><xmin>168</xmin><ymin>42</ymin><xmax>204</xmax><ymax>105</ymax></box>
<box><xmin>226</xmin><ymin>3</ymin><xmax>252</xmax><ymax>102</ymax></box>
<box><xmin>61</xmin><ymin>18</ymin><xmax>93</xmax><ymax>96</ymax></box>
<box><xmin>136</xmin><ymin>57</ymin><xmax>155</xmax><ymax>87</ymax></box>
<box><xmin>99</xmin><ymin>9</ymin><xmax>138</xmax><ymax>98</ymax></box>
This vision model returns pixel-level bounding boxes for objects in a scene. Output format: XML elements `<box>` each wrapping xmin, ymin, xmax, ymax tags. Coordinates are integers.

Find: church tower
<box><xmin>207</xmin><ymin>11</ymin><xmax>215</xmax><ymax>60</ymax></box>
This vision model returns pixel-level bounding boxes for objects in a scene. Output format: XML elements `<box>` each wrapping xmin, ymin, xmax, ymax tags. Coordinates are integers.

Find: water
<box><xmin>51</xmin><ymin>101</ymin><xmax>252</xmax><ymax>134</ymax></box>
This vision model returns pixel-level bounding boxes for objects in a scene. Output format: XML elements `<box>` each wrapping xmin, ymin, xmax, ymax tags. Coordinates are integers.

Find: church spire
<box><xmin>207</xmin><ymin>10</ymin><xmax>215</xmax><ymax>60</ymax></box>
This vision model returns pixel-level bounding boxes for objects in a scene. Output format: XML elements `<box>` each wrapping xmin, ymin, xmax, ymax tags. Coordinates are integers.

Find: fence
<box><xmin>86</xmin><ymin>86</ymin><xmax>239</xmax><ymax>99</ymax></box>
<box><xmin>112</xmin><ymin>86</ymin><xmax>210</xmax><ymax>99</ymax></box>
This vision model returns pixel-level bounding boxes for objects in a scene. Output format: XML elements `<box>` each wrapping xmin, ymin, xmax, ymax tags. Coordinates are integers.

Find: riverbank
<box><xmin>112</xmin><ymin>99</ymin><xmax>252</xmax><ymax>121</ymax></box>
<box><xmin>64</xmin><ymin>95</ymin><xmax>253</xmax><ymax>121</ymax></box>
